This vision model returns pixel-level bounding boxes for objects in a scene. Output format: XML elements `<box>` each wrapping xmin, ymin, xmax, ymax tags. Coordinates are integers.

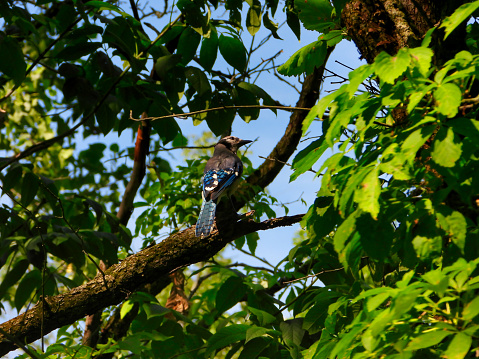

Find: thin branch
<box><xmin>259</xmin><ymin>155</ymin><xmax>318</xmax><ymax>174</ymax></box>
<box><xmin>230</xmin><ymin>244</ymin><xmax>275</xmax><ymax>269</ymax></box>
<box><xmin>274</xmin><ymin>72</ymin><xmax>301</xmax><ymax>94</ymax></box>
<box><xmin>282</xmin><ymin>267</ymin><xmax>344</xmax><ymax>284</ymax></box>
<box><xmin>130</xmin><ymin>105</ymin><xmax>312</xmax><ymax>122</ymax></box>
<box><xmin>226</xmin><ymin>262</ymin><xmax>275</xmax><ymax>273</ymax></box>
<box><xmin>0</xmin><ymin>328</ymin><xmax>40</xmax><ymax>359</ymax></box>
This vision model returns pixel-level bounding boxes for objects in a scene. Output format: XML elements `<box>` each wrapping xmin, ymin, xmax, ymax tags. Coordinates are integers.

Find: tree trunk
<box><xmin>341</xmin><ymin>0</ymin><xmax>467</xmax><ymax>64</ymax></box>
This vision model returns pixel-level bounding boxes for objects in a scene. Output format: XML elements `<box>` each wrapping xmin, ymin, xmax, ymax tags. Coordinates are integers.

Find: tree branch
<box><xmin>129</xmin><ymin>105</ymin><xmax>313</xmax><ymax>121</ymax></box>
<box><xmin>0</xmin><ymin>213</ymin><xmax>303</xmax><ymax>356</ymax></box>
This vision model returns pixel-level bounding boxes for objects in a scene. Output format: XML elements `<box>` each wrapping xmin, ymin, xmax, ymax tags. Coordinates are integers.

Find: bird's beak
<box><xmin>238</xmin><ymin>139</ymin><xmax>253</xmax><ymax>147</ymax></box>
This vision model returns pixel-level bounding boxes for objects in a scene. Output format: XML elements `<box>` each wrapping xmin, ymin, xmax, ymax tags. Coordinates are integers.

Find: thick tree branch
<box><xmin>117</xmin><ymin>118</ymin><xmax>151</xmax><ymax>226</ymax></box>
<box><xmin>0</xmin><ymin>213</ymin><xmax>303</xmax><ymax>356</ymax></box>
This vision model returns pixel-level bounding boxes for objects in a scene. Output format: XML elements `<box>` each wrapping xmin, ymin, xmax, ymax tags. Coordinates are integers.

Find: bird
<box><xmin>195</xmin><ymin>136</ymin><xmax>252</xmax><ymax>237</ymax></box>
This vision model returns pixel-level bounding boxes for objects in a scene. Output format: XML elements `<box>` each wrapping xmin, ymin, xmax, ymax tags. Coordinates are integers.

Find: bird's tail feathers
<box><xmin>195</xmin><ymin>200</ymin><xmax>216</xmax><ymax>237</ymax></box>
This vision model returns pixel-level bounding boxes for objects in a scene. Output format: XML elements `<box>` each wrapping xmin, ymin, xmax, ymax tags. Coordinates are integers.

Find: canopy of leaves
<box><xmin>1</xmin><ymin>0</ymin><xmax>479</xmax><ymax>358</ymax></box>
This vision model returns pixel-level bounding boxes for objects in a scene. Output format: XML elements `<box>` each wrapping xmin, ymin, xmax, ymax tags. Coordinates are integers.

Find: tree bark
<box><xmin>341</xmin><ymin>0</ymin><xmax>467</xmax><ymax>64</ymax></box>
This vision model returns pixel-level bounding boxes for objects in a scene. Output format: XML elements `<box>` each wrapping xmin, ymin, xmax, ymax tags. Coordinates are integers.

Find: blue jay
<box><xmin>195</xmin><ymin>136</ymin><xmax>252</xmax><ymax>237</ymax></box>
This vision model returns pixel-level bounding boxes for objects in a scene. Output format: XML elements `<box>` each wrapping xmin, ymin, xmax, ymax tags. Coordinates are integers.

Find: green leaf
<box><xmin>219</xmin><ymin>35</ymin><xmax>247</xmax><ymax>72</ymax></box>
<box><xmin>103</xmin><ymin>17</ymin><xmax>137</xmax><ymax>57</ymax></box>
<box><xmin>154</xmin><ymin>54</ymin><xmax>183</xmax><ymax>80</ymax></box>
<box><xmin>237</xmin><ymin>82</ymin><xmax>277</xmax><ymax>111</ymax></box>
<box><xmin>56</xmin><ymin>42</ymin><xmax>102</xmax><ymax>61</ymax></box>
<box><xmin>412</xmin><ymin>235</ymin><xmax>442</xmax><ymax>261</ymax></box>
<box><xmin>303</xmin><ymin>292</ymin><xmax>340</xmax><ymax>334</ymax></box>
<box><xmin>290</xmin><ymin>138</ymin><xmax>328</xmax><ymax>181</ymax></box>
<box><xmin>302</xmin><ymin>88</ymin><xmax>344</xmax><ymax>134</ymax></box>
<box><xmin>246</xmin><ymin>0</ymin><xmax>262</xmax><ymax>36</ymax></box>
<box><xmin>86</xmin><ymin>0</ymin><xmax>122</xmax><ymax>12</ymax></box>
<box><xmin>15</xmin><ymin>269</ymin><xmax>42</xmax><ymax>311</ymax></box>
<box><xmin>278</xmin><ymin>40</ymin><xmax>327</xmax><ymax>76</ymax></box>
<box><xmin>334</xmin><ymin>211</ymin><xmax>358</xmax><ymax>269</ymax></box>
<box><xmin>463</xmin><ymin>296</ymin><xmax>479</xmax><ymax>320</ymax></box>
<box><xmin>409</xmin><ymin>47</ymin><xmax>434</xmax><ymax>76</ymax></box>
<box><xmin>431</xmin><ymin>127</ymin><xmax>462</xmax><ymax>168</ymax></box>
<box><xmin>3</xmin><ymin>164</ymin><xmax>23</xmax><ymax>192</ymax></box>
<box><xmin>434</xmin><ymin>83</ymin><xmax>462</xmax><ymax>117</ymax></box>
<box><xmin>185</xmin><ymin>66</ymin><xmax>211</xmax><ymax>96</ymax></box>
<box><xmin>366</xmin><ymin>292</ymin><xmax>391</xmax><ymax>312</ymax></box>
<box><xmin>286</xmin><ymin>6</ymin><xmax>301</xmax><ymax>40</ymax></box>
<box><xmin>353</xmin><ymin>166</ymin><xmax>380</xmax><ymax>219</ymax></box>
<box><xmin>444</xmin><ymin>332</ymin><xmax>471</xmax><ymax>359</ymax></box>
<box><xmin>248</xmin><ymin>307</ymin><xmax>276</xmax><ymax>326</ymax></box>
<box><xmin>446</xmin><ymin>118</ymin><xmax>479</xmax><ymax>142</ymax></box>
<box><xmin>200</xmin><ymin>29</ymin><xmax>219</xmax><ymax>71</ymax></box>
<box><xmin>239</xmin><ymin>337</ymin><xmax>270</xmax><ymax>359</ymax></box>
<box><xmin>96</xmin><ymin>97</ymin><xmax>117</xmax><ymax>135</ymax></box>
<box><xmin>356</xmin><ymin>213</ymin><xmax>394</xmax><ymax>261</ymax></box>
<box><xmin>0</xmin><ymin>259</ymin><xmax>29</xmax><ymax>298</ymax></box>
<box><xmin>441</xmin><ymin>1</ymin><xmax>479</xmax><ymax>39</ymax></box>
<box><xmin>280</xmin><ymin>319</ymin><xmax>305</xmax><ymax>346</ymax></box>
<box><xmin>406</xmin><ymin>330</ymin><xmax>452</xmax><ymax>351</ymax></box>
<box><xmin>206</xmin><ymin>324</ymin><xmax>250</xmax><ymax>355</ymax></box>
<box><xmin>177</xmin><ymin>27</ymin><xmax>201</xmax><ymax>65</ymax></box>
<box><xmin>362</xmin><ymin>329</ymin><xmax>380</xmax><ymax>352</ymax></box>
<box><xmin>177</xmin><ymin>0</ymin><xmax>207</xmax><ymax>30</ymax></box>
<box><xmin>233</xmin><ymin>85</ymin><xmax>260</xmax><ymax>122</ymax></box>
<box><xmin>206</xmin><ymin>93</ymin><xmax>235</xmax><ymax>135</ymax></box>
<box><xmin>438</xmin><ymin>210</ymin><xmax>467</xmax><ymax>253</ymax></box>
<box><xmin>263</xmin><ymin>12</ymin><xmax>281</xmax><ymax>39</ymax></box>
<box><xmin>347</xmin><ymin>64</ymin><xmax>374</xmax><ymax>97</ymax></box>
<box><xmin>155</xmin><ymin>118</ymin><xmax>181</xmax><ymax>145</ymax></box>
<box><xmin>374</xmin><ymin>48</ymin><xmax>410</xmax><ymax>84</ymax></box>
<box><xmin>0</xmin><ymin>36</ymin><xmax>27</xmax><ymax>85</ymax></box>
<box><xmin>245</xmin><ymin>327</ymin><xmax>270</xmax><ymax>343</ymax></box>
<box><xmin>21</xmin><ymin>171</ymin><xmax>39</xmax><ymax>207</ymax></box>
<box><xmin>216</xmin><ymin>276</ymin><xmax>248</xmax><ymax>313</ymax></box>
<box><xmin>120</xmin><ymin>299</ymin><xmax>135</xmax><ymax>319</ymax></box>
<box><xmin>246</xmin><ymin>232</ymin><xmax>259</xmax><ymax>255</ymax></box>
<box><xmin>295</xmin><ymin>0</ymin><xmax>336</xmax><ymax>32</ymax></box>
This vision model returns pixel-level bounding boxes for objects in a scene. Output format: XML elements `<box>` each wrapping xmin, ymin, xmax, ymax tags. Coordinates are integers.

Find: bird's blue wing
<box><xmin>202</xmin><ymin>168</ymin><xmax>238</xmax><ymax>201</ymax></box>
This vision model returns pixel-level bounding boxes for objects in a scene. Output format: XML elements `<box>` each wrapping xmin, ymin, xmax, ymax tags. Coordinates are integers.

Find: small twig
<box><xmin>461</xmin><ymin>94</ymin><xmax>479</xmax><ymax>104</ymax></box>
<box><xmin>129</xmin><ymin>105</ymin><xmax>312</xmax><ymax>121</ymax></box>
<box><xmin>276</xmin><ymin>277</ymin><xmax>320</xmax><ymax>315</ymax></box>
<box><xmin>373</xmin><ymin>121</ymin><xmax>393</xmax><ymax>128</ymax></box>
<box><xmin>259</xmin><ymin>155</ymin><xmax>318</xmax><ymax>174</ymax></box>
<box><xmin>282</xmin><ymin>267</ymin><xmax>344</xmax><ymax>284</ymax></box>
<box><xmin>226</xmin><ymin>262</ymin><xmax>275</xmax><ymax>274</ymax></box>
<box><xmin>274</xmin><ymin>72</ymin><xmax>301</xmax><ymax>94</ymax></box>
<box><xmin>230</xmin><ymin>244</ymin><xmax>275</xmax><ymax>269</ymax></box>
<box><xmin>335</xmin><ymin>60</ymin><xmax>355</xmax><ymax>71</ymax></box>
<box><xmin>0</xmin><ymin>327</ymin><xmax>40</xmax><ymax>359</ymax></box>
<box><xmin>300</xmin><ymin>136</ymin><xmax>321</xmax><ymax>143</ymax></box>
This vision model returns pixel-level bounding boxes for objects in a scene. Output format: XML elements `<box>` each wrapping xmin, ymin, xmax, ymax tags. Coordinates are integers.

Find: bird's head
<box><xmin>217</xmin><ymin>136</ymin><xmax>252</xmax><ymax>153</ymax></box>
